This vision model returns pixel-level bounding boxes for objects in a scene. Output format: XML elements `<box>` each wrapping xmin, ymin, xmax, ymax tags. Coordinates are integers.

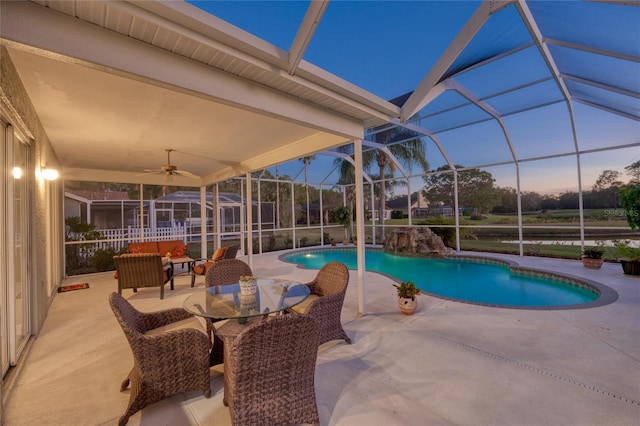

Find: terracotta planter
<box><xmin>581</xmin><ymin>257</ymin><xmax>603</xmax><ymax>269</ymax></box>
<box><xmin>331</xmin><ymin>241</ymin><xmax>336</xmax><ymax>246</ymax></box>
<box><xmin>398</xmin><ymin>297</ymin><xmax>417</xmax><ymax>315</ymax></box>
<box><xmin>621</xmin><ymin>259</ymin><xmax>640</xmax><ymax>276</ymax></box>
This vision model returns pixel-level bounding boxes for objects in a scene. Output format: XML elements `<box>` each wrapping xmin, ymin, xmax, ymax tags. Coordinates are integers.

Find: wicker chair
<box><xmin>109</xmin><ymin>292</ymin><xmax>211</xmax><ymax>426</ymax></box>
<box><xmin>289</xmin><ymin>261</ymin><xmax>351</xmax><ymax>346</ymax></box>
<box><xmin>114</xmin><ymin>253</ymin><xmax>173</xmax><ymax>299</ymax></box>
<box><xmin>222</xmin><ymin>314</ymin><xmax>320</xmax><ymax>426</ymax></box>
<box><xmin>190</xmin><ymin>244</ymin><xmax>239</xmax><ymax>286</ymax></box>
<box><xmin>205</xmin><ymin>258</ymin><xmax>253</xmax><ymax>366</ymax></box>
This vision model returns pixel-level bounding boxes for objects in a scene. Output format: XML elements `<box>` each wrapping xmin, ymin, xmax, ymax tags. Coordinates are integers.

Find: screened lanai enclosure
<box><xmin>2</xmin><ymin>0</ymin><xmax>638</xmax><ymax>275</ymax></box>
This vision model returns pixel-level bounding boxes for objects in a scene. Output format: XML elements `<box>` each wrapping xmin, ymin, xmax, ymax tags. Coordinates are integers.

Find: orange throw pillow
<box><xmin>172</xmin><ymin>245</ymin><xmax>188</xmax><ymax>257</ymax></box>
<box><xmin>212</xmin><ymin>247</ymin><xmax>227</xmax><ymax>261</ymax></box>
<box><xmin>192</xmin><ymin>261</ymin><xmax>214</xmax><ymax>276</ymax></box>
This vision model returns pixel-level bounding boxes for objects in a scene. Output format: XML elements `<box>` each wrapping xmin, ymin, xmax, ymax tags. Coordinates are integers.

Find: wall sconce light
<box><xmin>37</xmin><ymin>163</ymin><xmax>59</xmax><ymax>181</ymax></box>
<box><xmin>41</xmin><ymin>167</ymin><xmax>59</xmax><ymax>181</ymax></box>
<box><xmin>12</xmin><ymin>167</ymin><xmax>23</xmax><ymax>179</ymax></box>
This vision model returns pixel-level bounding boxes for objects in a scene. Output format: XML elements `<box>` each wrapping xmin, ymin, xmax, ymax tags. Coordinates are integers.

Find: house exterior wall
<box><xmin>1</xmin><ymin>45</ymin><xmax>64</xmax><ymax>337</ymax></box>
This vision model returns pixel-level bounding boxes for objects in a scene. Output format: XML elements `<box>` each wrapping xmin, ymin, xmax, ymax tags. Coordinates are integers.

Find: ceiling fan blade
<box><xmin>174</xmin><ymin>169</ymin><xmax>199</xmax><ymax>179</ymax></box>
<box><xmin>135</xmin><ymin>170</ymin><xmax>161</xmax><ymax>177</ymax></box>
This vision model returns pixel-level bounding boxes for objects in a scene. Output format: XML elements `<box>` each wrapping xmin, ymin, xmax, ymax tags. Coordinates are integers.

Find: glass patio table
<box><xmin>182</xmin><ymin>278</ymin><xmax>310</xmax><ymax>323</ymax></box>
<box><xmin>183</xmin><ymin>278</ymin><xmax>310</xmax><ymax>366</ymax></box>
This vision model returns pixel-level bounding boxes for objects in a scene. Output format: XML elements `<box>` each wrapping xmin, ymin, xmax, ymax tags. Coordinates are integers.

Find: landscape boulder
<box><xmin>383</xmin><ymin>227</ymin><xmax>454</xmax><ymax>256</ymax></box>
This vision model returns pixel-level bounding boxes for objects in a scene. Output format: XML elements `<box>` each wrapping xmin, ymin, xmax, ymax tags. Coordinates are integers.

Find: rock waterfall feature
<box><xmin>383</xmin><ymin>227</ymin><xmax>454</xmax><ymax>256</ymax></box>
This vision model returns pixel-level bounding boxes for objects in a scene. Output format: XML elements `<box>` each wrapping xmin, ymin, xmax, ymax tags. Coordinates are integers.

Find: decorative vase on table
<box><xmin>239</xmin><ymin>276</ymin><xmax>257</xmax><ymax>295</ymax></box>
<box><xmin>239</xmin><ymin>294</ymin><xmax>258</xmax><ymax>313</ymax></box>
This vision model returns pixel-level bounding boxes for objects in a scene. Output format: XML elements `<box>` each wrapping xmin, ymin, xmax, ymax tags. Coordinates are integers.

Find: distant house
<box><xmin>64</xmin><ymin>190</ymin><xmax>133</xmax><ymax>228</ymax></box>
<box><xmin>385</xmin><ymin>192</ymin><xmax>429</xmax><ymax>218</ymax></box>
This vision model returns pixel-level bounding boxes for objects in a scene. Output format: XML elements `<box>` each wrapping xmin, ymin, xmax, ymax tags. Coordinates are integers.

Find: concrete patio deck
<box><xmin>3</xmin><ymin>249</ymin><xmax>639</xmax><ymax>425</ymax></box>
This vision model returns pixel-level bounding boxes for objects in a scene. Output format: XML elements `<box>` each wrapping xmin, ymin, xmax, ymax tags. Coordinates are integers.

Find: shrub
<box><xmin>620</xmin><ymin>185</ymin><xmax>640</xmax><ymax>231</ymax></box>
<box><xmin>267</xmin><ymin>233</ymin><xmax>276</xmax><ymax>251</ymax></box>
<box><xmin>92</xmin><ymin>247</ymin><xmax>118</xmax><ymax>272</ymax></box>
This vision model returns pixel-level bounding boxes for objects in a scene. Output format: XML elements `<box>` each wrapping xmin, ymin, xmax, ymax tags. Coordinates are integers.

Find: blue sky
<box><xmin>187</xmin><ymin>1</ymin><xmax>639</xmax><ymax>195</ymax></box>
<box><xmin>189</xmin><ymin>0</ymin><xmax>479</xmax><ymax>100</ymax></box>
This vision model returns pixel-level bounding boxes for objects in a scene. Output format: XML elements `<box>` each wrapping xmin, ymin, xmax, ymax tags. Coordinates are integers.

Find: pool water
<box><xmin>282</xmin><ymin>249</ymin><xmax>599</xmax><ymax>308</ymax></box>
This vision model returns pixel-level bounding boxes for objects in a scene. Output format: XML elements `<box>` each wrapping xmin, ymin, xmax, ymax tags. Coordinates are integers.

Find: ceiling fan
<box><xmin>141</xmin><ymin>148</ymin><xmax>198</xmax><ymax>181</ymax></box>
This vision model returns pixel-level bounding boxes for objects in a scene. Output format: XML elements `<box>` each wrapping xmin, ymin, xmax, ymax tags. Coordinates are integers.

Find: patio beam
<box><xmin>200</xmin><ymin>132</ymin><xmax>351</xmax><ymax>184</ymax></box>
<box><xmin>288</xmin><ymin>0</ymin><xmax>329</xmax><ymax>75</ymax></box>
<box><xmin>400</xmin><ymin>0</ymin><xmax>513</xmax><ymax>121</ymax></box>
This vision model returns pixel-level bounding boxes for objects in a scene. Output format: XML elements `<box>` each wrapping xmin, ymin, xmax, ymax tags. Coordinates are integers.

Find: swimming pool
<box><xmin>280</xmin><ymin>248</ymin><xmax>618</xmax><ymax>309</ymax></box>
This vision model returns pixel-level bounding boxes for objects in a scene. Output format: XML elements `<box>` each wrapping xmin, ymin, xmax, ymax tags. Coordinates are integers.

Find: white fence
<box><xmin>81</xmin><ymin>224</ymin><xmax>189</xmax><ymax>252</ymax></box>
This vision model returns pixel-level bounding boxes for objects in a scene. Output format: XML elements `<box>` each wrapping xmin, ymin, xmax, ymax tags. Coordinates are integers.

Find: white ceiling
<box><xmin>2</xmin><ymin>0</ymin><xmax>393</xmax><ymax>186</ymax></box>
<box><xmin>8</xmin><ymin>48</ymin><xmax>326</xmax><ymax>180</ymax></box>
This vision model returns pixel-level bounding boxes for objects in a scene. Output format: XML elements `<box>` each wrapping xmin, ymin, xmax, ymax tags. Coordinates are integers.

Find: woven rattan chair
<box><xmin>289</xmin><ymin>261</ymin><xmax>351</xmax><ymax>346</ymax></box>
<box><xmin>109</xmin><ymin>292</ymin><xmax>211</xmax><ymax>426</ymax></box>
<box><xmin>204</xmin><ymin>258</ymin><xmax>252</xmax><ymax>288</ymax></box>
<box><xmin>222</xmin><ymin>314</ymin><xmax>320</xmax><ymax>426</ymax></box>
<box><xmin>114</xmin><ymin>253</ymin><xmax>173</xmax><ymax>299</ymax></box>
<box><xmin>205</xmin><ymin>258</ymin><xmax>253</xmax><ymax>365</ymax></box>
<box><xmin>190</xmin><ymin>244</ymin><xmax>239</xmax><ymax>286</ymax></box>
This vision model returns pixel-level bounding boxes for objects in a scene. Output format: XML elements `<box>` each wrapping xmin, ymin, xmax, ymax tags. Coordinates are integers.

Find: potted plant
<box><xmin>393</xmin><ymin>281</ymin><xmax>420</xmax><ymax>315</ymax></box>
<box><xmin>334</xmin><ymin>206</ymin><xmax>351</xmax><ymax>245</ymax></box>
<box><xmin>323</xmin><ymin>232</ymin><xmax>336</xmax><ymax>246</ymax></box>
<box><xmin>581</xmin><ymin>246</ymin><xmax>604</xmax><ymax>269</ymax></box>
<box><xmin>612</xmin><ymin>241</ymin><xmax>640</xmax><ymax>276</ymax></box>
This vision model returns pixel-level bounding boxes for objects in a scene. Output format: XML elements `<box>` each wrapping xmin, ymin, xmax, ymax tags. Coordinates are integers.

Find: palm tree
<box><xmin>335</xmin><ymin>128</ymin><xmax>428</xmax><ymax>239</ymax></box>
<box><xmin>299</xmin><ymin>155</ymin><xmax>316</xmax><ymax>227</ymax></box>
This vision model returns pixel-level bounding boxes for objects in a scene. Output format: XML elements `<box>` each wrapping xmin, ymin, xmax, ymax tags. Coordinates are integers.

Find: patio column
<box><xmin>200</xmin><ymin>186</ymin><xmax>207</xmax><ymax>258</ymax></box>
<box><xmin>245</xmin><ymin>172</ymin><xmax>253</xmax><ymax>268</ymax></box>
<box><xmin>353</xmin><ymin>139</ymin><xmax>366</xmax><ymax>315</ymax></box>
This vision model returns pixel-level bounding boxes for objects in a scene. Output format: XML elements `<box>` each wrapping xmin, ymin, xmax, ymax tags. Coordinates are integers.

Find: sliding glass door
<box><xmin>1</xmin><ymin>122</ymin><xmax>31</xmax><ymax>376</ymax></box>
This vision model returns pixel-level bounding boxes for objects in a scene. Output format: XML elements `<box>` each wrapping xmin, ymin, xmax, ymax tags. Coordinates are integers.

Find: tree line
<box><xmin>419</xmin><ymin>161</ymin><xmax>640</xmax><ymax>214</ymax></box>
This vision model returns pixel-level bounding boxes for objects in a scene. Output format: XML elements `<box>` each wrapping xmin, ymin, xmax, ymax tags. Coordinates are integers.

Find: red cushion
<box><xmin>158</xmin><ymin>240</ymin><xmax>184</xmax><ymax>257</ymax></box>
<box><xmin>172</xmin><ymin>245</ymin><xmax>188</xmax><ymax>257</ymax></box>
<box><xmin>128</xmin><ymin>242</ymin><xmax>159</xmax><ymax>254</ymax></box>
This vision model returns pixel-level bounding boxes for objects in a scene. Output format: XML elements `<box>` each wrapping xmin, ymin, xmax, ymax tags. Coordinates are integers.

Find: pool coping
<box><xmin>278</xmin><ymin>247</ymin><xmax>619</xmax><ymax>310</ymax></box>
